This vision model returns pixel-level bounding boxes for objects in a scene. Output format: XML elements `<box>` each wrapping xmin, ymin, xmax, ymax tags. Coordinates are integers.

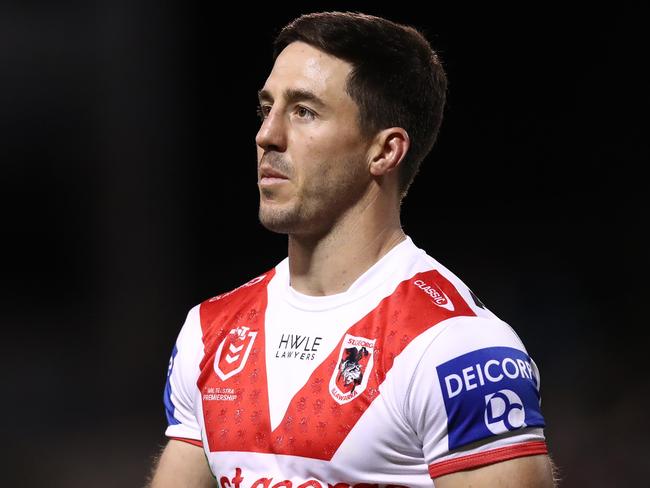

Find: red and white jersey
<box><xmin>163</xmin><ymin>237</ymin><xmax>547</xmax><ymax>487</ymax></box>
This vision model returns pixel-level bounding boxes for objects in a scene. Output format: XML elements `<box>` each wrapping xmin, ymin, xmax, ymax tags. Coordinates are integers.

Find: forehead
<box><xmin>261</xmin><ymin>42</ymin><xmax>354</xmax><ymax>108</ymax></box>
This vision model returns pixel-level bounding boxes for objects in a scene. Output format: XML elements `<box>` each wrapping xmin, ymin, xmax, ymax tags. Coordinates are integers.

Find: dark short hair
<box><xmin>274</xmin><ymin>11</ymin><xmax>448</xmax><ymax>198</ymax></box>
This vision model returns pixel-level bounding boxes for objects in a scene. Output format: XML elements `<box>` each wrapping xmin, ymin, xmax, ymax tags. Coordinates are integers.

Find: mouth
<box><xmin>259</xmin><ymin>165</ymin><xmax>289</xmax><ymax>185</ymax></box>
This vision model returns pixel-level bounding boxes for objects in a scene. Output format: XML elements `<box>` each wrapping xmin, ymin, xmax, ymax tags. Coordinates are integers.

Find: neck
<box><xmin>287</xmin><ymin>186</ymin><xmax>405</xmax><ymax>296</ymax></box>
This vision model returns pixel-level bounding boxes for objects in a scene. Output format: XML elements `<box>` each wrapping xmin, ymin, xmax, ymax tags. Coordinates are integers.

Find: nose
<box><xmin>255</xmin><ymin>108</ymin><xmax>287</xmax><ymax>153</ymax></box>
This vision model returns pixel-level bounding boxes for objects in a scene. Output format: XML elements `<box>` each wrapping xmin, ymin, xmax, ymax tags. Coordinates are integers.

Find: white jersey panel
<box><xmin>164</xmin><ymin>305</ymin><xmax>204</xmax><ymax>442</ymax></box>
<box><xmin>264</xmin><ymin>239</ymin><xmax>434</xmax><ymax>431</ymax></box>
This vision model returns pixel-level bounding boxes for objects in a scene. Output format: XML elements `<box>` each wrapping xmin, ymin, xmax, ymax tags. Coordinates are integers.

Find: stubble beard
<box><xmin>258</xmin><ymin>184</ymin><xmax>334</xmax><ymax>236</ymax></box>
<box><xmin>258</xmin><ymin>194</ymin><xmax>306</xmax><ymax>235</ymax></box>
<box><xmin>258</xmin><ymin>169</ymin><xmax>368</xmax><ymax>237</ymax></box>
<box><xmin>257</xmin><ymin>149</ymin><xmax>370</xmax><ymax>236</ymax></box>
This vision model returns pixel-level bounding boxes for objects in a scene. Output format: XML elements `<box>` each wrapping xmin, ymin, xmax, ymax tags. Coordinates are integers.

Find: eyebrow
<box><xmin>257</xmin><ymin>88</ymin><xmax>328</xmax><ymax>110</ymax></box>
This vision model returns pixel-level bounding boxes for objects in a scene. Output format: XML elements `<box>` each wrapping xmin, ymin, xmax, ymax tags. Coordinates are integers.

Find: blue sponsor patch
<box><xmin>163</xmin><ymin>344</ymin><xmax>181</xmax><ymax>426</ymax></box>
<box><xmin>436</xmin><ymin>346</ymin><xmax>545</xmax><ymax>450</ymax></box>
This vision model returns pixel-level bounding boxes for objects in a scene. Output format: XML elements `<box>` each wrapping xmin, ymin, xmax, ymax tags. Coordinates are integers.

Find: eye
<box><xmin>256</xmin><ymin>104</ymin><xmax>271</xmax><ymax>120</ymax></box>
<box><xmin>295</xmin><ymin>106</ymin><xmax>316</xmax><ymax>120</ymax></box>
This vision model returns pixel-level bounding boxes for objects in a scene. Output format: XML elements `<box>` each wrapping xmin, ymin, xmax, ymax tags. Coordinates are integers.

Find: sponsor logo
<box><xmin>214</xmin><ymin>326</ymin><xmax>257</xmax><ymax>381</ymax></box>
<box><xmin>443</xmin><ymin>356</ymin><xmax>537</xmax><ymax>398</ymax></box>
<box><xmin>329</xmin><ymin>334</ymin><xmax>376</xmax><ymax>404</ymax></box>
<box><xmin>274</xmin><ymin>333</ymin><xmax>323</xmax><ymax>361</ymax></box>
<box><xmin>218</xmin><ymin>467</ymin><xmax>407</xmax><ymax>488</ymax></box>
<box><xmin>484</xmin><ymin>389</ymin><xmax>525</xmax><ymax>434</ymax></box>
<box><xmin>413</xmin><ymin>279</ymin><xmax>454</xmax><ymax>311</ymax></box>
<box><xmin>436</xmin><ymin>346</ymin><xmax>545</xmax><ymax>450</ymax></box>
<box><xmin>209</xmin><ymin>275</ymin><xmax>266</xmax><ymax>302</ymax></box>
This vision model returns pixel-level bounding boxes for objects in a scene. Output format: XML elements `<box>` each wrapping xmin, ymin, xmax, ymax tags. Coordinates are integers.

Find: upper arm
<box><xmin>164</xmin><ymin>306</ymin><xmax>204</xmax><ymax>442</ymax></box>
<box><xmin>153</xmin><ymin>306</ymin><xmax>211</xmax><ymax>486</ymax></box>
<box><xmin>148</xmin><ymin>439</ymin><xmax>214</xmax><ymax>488</ymax></box>
<box><xmin>405</xmin><ymin>316</ymin><xmax>550</xmax><ymax>480</ymax></box>
<box><xmin>434</xmin><ymin>454</ymin><xmax>555</xmax><ymax>487</ymax></box>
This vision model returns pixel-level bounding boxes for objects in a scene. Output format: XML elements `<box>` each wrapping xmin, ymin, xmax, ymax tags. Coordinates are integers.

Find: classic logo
<box><xmin>214</xmin><ymin>326</ymin><xmax>257</xmax><ymax>381</ymax></box>
<box><xmin>413</xmin><ymin>279</ymin><xmax>454</xmax><ymax>311</ymax></box>
<box><xmin>329</xmin><ymin>334</ymin><xmax>376</xmax><ymax>404</ymax></box>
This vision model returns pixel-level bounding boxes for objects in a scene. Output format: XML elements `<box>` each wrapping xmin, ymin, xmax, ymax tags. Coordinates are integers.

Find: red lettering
<box><xmin>232</xmin><ymin>467</ymin><xmax>243</xmax><ymax>488</ymax></box>
<box><xmin>272</xmin><ymin>482</ymin><xmax>292</xmax><ymax>488</ymax></box>
<box><xmin>297</xmin><ymin>481</ymin><xmax>322</xmax><ymax>488</ymax></box>
<box><xmin>224</xmin><ymin>469</ymin><xmax>402</xmax><ymax>488</ymax></box>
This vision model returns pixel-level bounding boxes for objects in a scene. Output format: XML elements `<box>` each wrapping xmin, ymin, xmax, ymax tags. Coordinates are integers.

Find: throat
<box><xmin>288</xmin><ymin>227</ymin><xmax>406</xmax><ymax>296</ymax></box>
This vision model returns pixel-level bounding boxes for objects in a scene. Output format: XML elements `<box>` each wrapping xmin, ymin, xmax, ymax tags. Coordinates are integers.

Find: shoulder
<box><xmin>205</xmin><ymin>269</ymin><xmax>276</xmax><ymax>304</ymax></box>
<box><xmin>398</xmin><ymin>315</ymin><xmax>536</xmax><ymax>399</ymax></box>
<box><xmin>407</xmin><ymin>315</ymin><xmax>545</xmax><ymax>442</ymax></box>
<box><xmin>193</xmin><ymin>266</ymin><xmax>279</xmax><ymax>341</ymax></box>
<box><xmin>387</xmin><ymin>237</ymin><xmax>497</xmax><ymax>329</ymax></box>
<box><xmin>411</xmin><ymin>315</ymin><xmax>539</xmax><ymax>400</ymax></box>
<box><xmin>429</xmin><ymin>316</ymin><xmax>529</xmax><ymax>358</ymax></box>
<box><xmin>199</xmin><ymin>267</ymin><xmax>278</xmax><ymax>313</ymax></box>
<box><xmin>406</xmin><ymin>241</ymin><xmax>533</xmax><ymax>371</ymax></box>
<box><xmin>399</xmin><ymin>315</ymin><xmax>547</xmax><ymax>472</ymax></box>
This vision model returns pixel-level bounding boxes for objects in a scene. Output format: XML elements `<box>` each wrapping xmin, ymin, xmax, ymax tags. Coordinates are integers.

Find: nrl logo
<box><xmin>214</xmin><ymin>326</ymin><xmax>257</xmax><ymax>381</ymax></box>
<box><xmin>329</xmin><ymin>334</ymin><xmax>376</xmax><ymax>405</ymax></box>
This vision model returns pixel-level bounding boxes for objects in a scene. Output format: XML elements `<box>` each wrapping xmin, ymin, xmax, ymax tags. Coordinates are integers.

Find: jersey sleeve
<box><xmin>163</xmin><ymin>305</ymin><xmax>204</xmax><ymax>447</ymax></box>
<box><xmin>404</xmin><ymin>316</ymin><xmax>548</xmax><ymax>479</ymax></box>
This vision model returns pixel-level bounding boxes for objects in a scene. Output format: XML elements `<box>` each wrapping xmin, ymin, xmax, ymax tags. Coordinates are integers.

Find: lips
<box><xmin>259</xmin><ymin>164</ymin><xmax>289</xmax><ymax>183</ymax></box>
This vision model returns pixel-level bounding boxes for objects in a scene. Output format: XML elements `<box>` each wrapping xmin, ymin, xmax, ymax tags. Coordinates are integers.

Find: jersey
<box><xmin>163</xmin><ymin>237</ymin><xmax>547</xmax><ymax>487</ymax></box>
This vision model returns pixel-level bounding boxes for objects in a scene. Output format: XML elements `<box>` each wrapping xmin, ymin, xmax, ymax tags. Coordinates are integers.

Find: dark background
<box><xmin>1</xmin><ymin>1</ymin><xmax>647</xmax><ymax>486</ymax></box>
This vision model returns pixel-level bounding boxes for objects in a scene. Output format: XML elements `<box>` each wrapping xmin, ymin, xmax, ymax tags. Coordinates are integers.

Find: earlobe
<box><xmin>369</xmin><ymin>128</ymin><xmax>410</xmax><ymax>177</ymax></box>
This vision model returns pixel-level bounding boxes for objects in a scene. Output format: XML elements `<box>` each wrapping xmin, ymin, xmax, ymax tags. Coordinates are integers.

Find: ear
<box><xmin>368</xmin><ymin>128</ymin><xmax>410</xmax><ymax>177</ymax></box>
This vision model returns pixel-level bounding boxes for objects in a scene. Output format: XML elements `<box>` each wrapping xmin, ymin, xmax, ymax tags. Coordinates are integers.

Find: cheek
<box><xmin>293</xmin><ymin>130</ymin><xmax>365</xmax><ymax>188</ymax></box>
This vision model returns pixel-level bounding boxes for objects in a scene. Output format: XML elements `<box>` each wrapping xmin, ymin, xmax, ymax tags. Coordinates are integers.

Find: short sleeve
<box><xmin>163</xmin><ymin>305</ymin><xmax>204</xmax><ymax>446</ymax></box>
<box><xmin>405</xmin><ymin>316</ymin><xmax>548</xmax><ymax>479</ymax></box>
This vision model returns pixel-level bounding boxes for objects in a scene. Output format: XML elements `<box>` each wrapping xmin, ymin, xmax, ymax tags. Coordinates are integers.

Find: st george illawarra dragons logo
<box><xmin>329</xmin><ymin>334</ymin><xmax>376</xmax><ymax>404</ymax></box>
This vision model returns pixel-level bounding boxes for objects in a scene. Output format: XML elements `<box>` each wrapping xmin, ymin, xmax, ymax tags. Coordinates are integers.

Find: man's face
<box><xmin>255</xmin><ymin>42</ymin><xmax>372</xmax><ymax>236</ymax></box>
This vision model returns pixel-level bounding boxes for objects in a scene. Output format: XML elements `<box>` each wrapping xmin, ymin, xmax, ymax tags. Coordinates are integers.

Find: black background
<box><xmin>1</xmin><ymin>2</ymin><xmax>647</xmax><ymax>486</ymax></box>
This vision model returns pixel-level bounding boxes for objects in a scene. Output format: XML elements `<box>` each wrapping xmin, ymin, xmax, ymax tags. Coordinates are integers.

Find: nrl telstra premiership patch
<box><xmin>436</xmin><ymin>347</ymin><xmax>545</xmax><ymax>450</ymax></box>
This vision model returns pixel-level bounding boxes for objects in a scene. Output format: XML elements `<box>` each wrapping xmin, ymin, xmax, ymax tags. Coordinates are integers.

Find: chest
<box><xmin>193</xmin><ymin>269</ymin><xmax>464</xmax><ymax>464</ymax></box>
<box><xmin>194</xmin><ymin>303</ymin><xmax>433</xmax><ymax>487</ymax></box>
<box><xmin>196</xmin><ymin>300</ymin><xmax>395</xmax><ymax>460</ymax></box>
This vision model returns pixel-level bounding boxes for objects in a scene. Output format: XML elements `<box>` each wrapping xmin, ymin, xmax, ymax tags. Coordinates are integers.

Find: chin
<box><xmin>258</xmin><ymin>204</ymin><xmax>298</xmax><ymax>234</ymax></box>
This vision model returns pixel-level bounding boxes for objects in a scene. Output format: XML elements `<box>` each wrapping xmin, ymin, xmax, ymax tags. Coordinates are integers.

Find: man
<box><xmin>149</xmin><ymin>11</ymin><xmax>556</xmax><ymax>488</ymax></box>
